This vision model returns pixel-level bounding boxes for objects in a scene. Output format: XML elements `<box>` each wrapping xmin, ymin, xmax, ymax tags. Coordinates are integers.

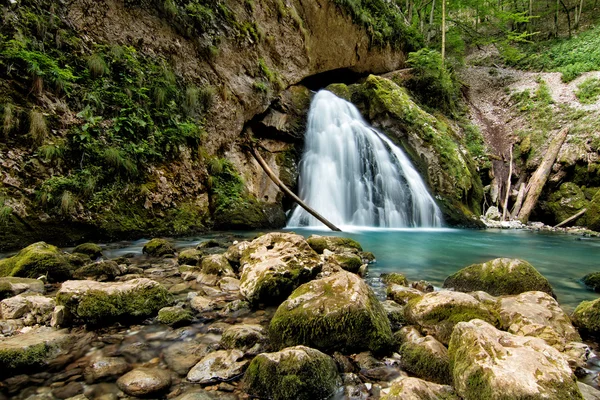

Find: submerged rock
<box><xmin>381</xmin><ymin>377</ymin><xmax>459</xmax><ymax>400</ymax></box>
<box><xmin>187</xmin><ymin>349</ymin><xmax>247</xmax><ymax>384</ymax></box>
<box><xmin>243</xmin><ymin>345</ymin><xmax>341</xmax><ymax>400</ymax></box>
<box><xmin>117</xmin><ymin>367</ymin><xmax>171</xmax><ymax>397</ymax></box>
<box><xmin>0</xmin><ymin>242</ymin><xmax>72</xmax><ymax>282</ymax></box>
<box><xmin>405</xmin><ymin>290</ymin><xmax>497</xmax><ymax>344</ymax></box>
<box><xmin>449</xmin><ymin>319</ymin><xmax>582</xmax><ymax>400</ymax></box>
<box><xmin>56</xmin><ymin>278</ymin><xmax>171</xmax><ymax>324</ymax></box>
<box><xmin>269</xmin><ymin>270</ymin><xmax>394</xmax><ymax>354</ymax></box>
<box><xmin>443</xmin><ymin>258</ymin><xmax>555</xmax><ymax>297</ymax></box>
<box><xmin>84</xmin><ymin>356</ymin><xmax>130</xmax><ymax>383</ymax></box>
<box><xmin>496</xmin><ymin>291</ymin><xmax>580</xmax><ymax>349</ymax></box>
<box><xmin>397</xmin><ymin>326</ymin><xmax>451</xmax><ymax>384</ymax></box>
<box><xmin>157</xmin><ymin>306</ymin><xmax>193</xmax><ymax>326</ymax></box>
<box><xmin>142</xmin><ymin>238</ymin><xmax>175</xmax><ymax>257</ymax></box>
<box><xmin>572</xmin><ymin>297</ymin><xmax>600</xmax><ymax>337</ymax></box>
<box><xmin>239</xmin><ymin>233</ymin><xmax>321</xmax><ymax>305</ymax></box>
<box><xmin>162</xmin><ymin>341</ymin><xmax>211</xmax><ymax>376</ymax></box>
<box><xmin>582</xmin><ymin>272</ymin><xmax>600</xmax><ymax>292</ymax></box>
<box><xmin>72</xmin><ymin>243</ymin><xmax>103</xmax><ymax>259</ymax></box>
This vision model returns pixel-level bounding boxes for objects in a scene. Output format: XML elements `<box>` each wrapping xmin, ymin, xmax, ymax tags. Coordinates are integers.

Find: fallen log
<box><xmin>248</xmin><ymin>143</ymin><xmax>342</xmax><ymax>232</ymax></box>
<box><xmin>554</xmin><ymin>208</ymin><xmax>587</xmax><ymax>228</ymax></box>
<box><xmin>517</xmin><ymin>127</ymin><xmax>569</xmax><ymax>223</ymax></box>
<box><xmin>510</xmin><ymin>182</ymin><xmax>526</xmax><ymax>220</ymax></box>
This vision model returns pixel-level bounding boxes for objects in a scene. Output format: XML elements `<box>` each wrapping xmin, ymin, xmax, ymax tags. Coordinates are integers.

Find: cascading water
<box><xmin>287</xmin><ymin>90</ymin><xmax>443</xmax><ymax>228</ymax></box>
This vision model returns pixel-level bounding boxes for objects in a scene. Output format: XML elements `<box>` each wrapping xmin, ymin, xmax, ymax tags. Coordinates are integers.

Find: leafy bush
<box><xmin>575</xmin><ymin>77</ymin><xmax>600</xmax><ymax>104</ymax></box>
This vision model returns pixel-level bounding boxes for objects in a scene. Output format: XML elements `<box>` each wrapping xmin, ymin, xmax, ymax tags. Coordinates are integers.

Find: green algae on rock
<box><xmin>572</xmin><ymin>297</ymin><xmax>600</xmax><ymax>337</ymax></box>
<box><xmin>449</xmin><ymin>319</ymin><xmax>583</xmax><ymax>400</ymax></box>
<box><xmin>177</xmin><ymin>248</ymin><xmax>204</xmax><ymax>267</ymax></box>
<box><xmin>269</xmin><ymin>271</ymin><xmax>394</xmax><ymax>354</ymax></box>
<box><xmin>443</xmin><ymin>258</ymin><xmax>555</xmax><ymax>297</ymax></box>
<box><xmin>544</xmin><ymin>182</ymin><xmax>588</xmax><ymax>225</ymax></box>
<box><xmin>72</xmin><ymin>243</ymin><xmax>103</xmax><ymax>259</ymax></box>
<box><xmin>381</xmin><ymin>272</ymin><xmax>409</xmax><ymax>286</ymax></box>
<box><xmin>56</xmin><ymin>278</ymin><xmax>171</xmax><ymax>325</ymax></box>
<box><xmin>306</xmin><ymin>235</ymin><xmax>363</xmax><ymax>254</ymax></box>
<box><xmin>243</xmin><ymin>345</ymin><xmax>341</xmax><ymax>400</ymax></box>
<box><xmin>157</xmin><ymin>306</ymin><xmax>193</xmax><ymax>327</ymax></box>
<box><xmin>239</xmin><ymin>233</ymin><xmax>322</xmax><ymax>306</ymax></box>
<box><xmin>142</xmin><ymin>238</ymin><xmax>175</xmax><ymax>257</ymax></box>
<box><xmin>0</xmin><ymin>242</ymin><xmax>72</xmax><ymax>282</ymax></box>
<box><xmin>397</xmin><ymin>326</ymin><xmax>451</xmax><ymax>385</ymax></box>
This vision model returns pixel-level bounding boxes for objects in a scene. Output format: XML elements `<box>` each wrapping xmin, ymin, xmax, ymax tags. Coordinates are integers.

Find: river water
<box><xmin>99</xmin><ymin>227</ymin><xmax>600</xmax><ymax>310</ymax></box>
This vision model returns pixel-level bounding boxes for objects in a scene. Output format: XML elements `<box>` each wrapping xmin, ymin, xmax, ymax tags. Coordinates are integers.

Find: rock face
<box><xmin>405</xmin><ymin>290</ymin><xmax>497</xmax><ymax>345</ymax></box>
<box><xmin>239</xmin><ymin>233</ymin><xmax>322</xmax><ymax>305</ymax></box>
<box><xmin>449</xmin><ymin>319</ymin><xmax>583</xmax><ymax>400</ymax></box>
<box><xmin>269</xmin><ymin>271</ymin><xmax>394</xmax><ymax>354</ymax></box>
<box><xmin>545</xmin><ymin>182</ymin><xmax>588</xmax><ymax>225</ymax></box>
<box><xmin>443</xmin><ymin>258</ymin><xmax>555</xmax><ymax>297</ymax></box>
<box><xmin>187</xmin><ymin>349</ymin><xmax>247</xmax><ymax>384</ymax></box>
<box><xmin>243</xmin><ymin>345</ymin><xmax>341</xmax><ymax>400</ymax></box>
<box><xmin>0</xmin><ymin>242</ymin><xmax>72</xmax><ymax>282</ymax></box>
<box><xmin>496</xmin><ymin>291</ymin><xmax>580</xmax><ymax>349</ymax></box>
<box><xmin>56</xmin><ymin>278</ymin><xmax>171</xmax><ymax>324</ymax></box>
<box><xmin>572</xmin><ymin>297</ymin><xmax>600</xmax><ymax>337</ymax></box>
<box><xmin>382</xmin><ymin>377</ymin><xmax>459</xmax><ymax>400</ymax></box>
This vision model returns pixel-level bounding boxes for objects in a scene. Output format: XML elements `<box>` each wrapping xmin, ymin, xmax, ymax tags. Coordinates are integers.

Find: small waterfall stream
<box><xmin>287</xmin><ymin>90</ymin><xmax>443</xmax><ymax>228</ymax></box>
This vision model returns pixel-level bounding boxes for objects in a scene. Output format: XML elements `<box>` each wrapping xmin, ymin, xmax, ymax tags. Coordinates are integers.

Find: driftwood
<box><xmin>517</xmin><ymin>127</ymin><xmax>569</xmax><ymax>223</ymax></box>
<box><xmin>502</xmin><ymin>145</ymin><xmax>513</xmax><ymax>221</ymax></box>
<box><xmin>554</xmin><ymin>208</ymin><xmax>587</xmax><ymax>228</ymax></box>
<box><xmin>249</xmin><ymin>144</ymin><xmax>342</xmax><ymax>232</ymax></box>
<box><xmin>510</xmin><ymin>182</ymin><xmax>526</xmax><ymax>219</ymax></box>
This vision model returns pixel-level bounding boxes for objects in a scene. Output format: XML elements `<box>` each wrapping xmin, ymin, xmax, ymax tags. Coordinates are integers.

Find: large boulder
<box><xmin>269</xmin><ymin>271</ymin><xmax>394</xmax><ymax>354</ymax></box>
<box><xmin>382</xmin><ymin>377</ymin><xmax>459</xmax><ymax>400</ymax></box>
<box><xmin>243</xmin><ymin>345</ymin><xmax>341</xmax><ymax>400</ymax></box>
<box><xmin>0</xmin><ymin>242</ymin><xmax>72</xmax><ymax>282</ymax></box>
<box><xmin>496</xmin><ymin>291</ymin><xmax>580</xmax><ymax>350</ymax></box>
<box><xmin>405</xmin><ymin>290</ymin><xmax>498</xmax><ymax>345</ymax></box>
<box><xmin>545</xmin><ymin>182</ymin><xmax>588</xmax><ymax>225</ymax></box>
<box><xmin>396</xmin><ymin>326</ymin><xmax>451</xmax><ymax>384</ymax></box>
<box><xmin>443</xmin><ymin>258</ymin><xmax>555</xmax><ymax>297</ymax></box>
<box><xmin>56</xmin><ymin>278</ymin><xmax>171</xmax><ymax>324</ymax></box>
<box><xmin>572</xmin><ymin>297</ymin><xmax>600</xmax><ymax>337</ymax></box>
<box><xmin>0</xmin><ymin>277</ymin><xmax>44</xmax><ymax>300</ymax></box>
<box><xmin>239</xmin><ymin>233</ymin><xmax>322</xmax><ymax>305</ymax></box>
<box><xmin>449</xmin><ymin>319</ymin><xmax>583</xmax><ymax>400</ymax></box>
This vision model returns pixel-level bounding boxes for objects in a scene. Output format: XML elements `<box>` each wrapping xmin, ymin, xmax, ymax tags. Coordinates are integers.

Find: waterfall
<box><xmin>287</xmin><ymin>90</ymin><xmax>443</xmax><ymax>228</ymax></box>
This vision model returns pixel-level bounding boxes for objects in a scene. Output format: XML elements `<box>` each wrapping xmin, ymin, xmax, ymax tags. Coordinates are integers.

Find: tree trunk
<box><xmin>510</xmin><ymin>182</ymin><xmax>526</xmax><ymax>219</ymax></box>
<box><xmin>441</xmin><ymin>0</ymin><xmax>446</xmax><ymax>62</ymax></box>
<box><xmin>554</xmin><ymin>208</ymin><xmax>587</xmax><ymax>228</ymax></box>
<box><xmin>427</xmin><ymin>0</ymin><xmax>436</xmax><ymax>42</ymax></box>
<box><xmin>248</xmin><ymin>143</ymin><xmax>342</xmax><ymax>232</ymax></box>
<box><xmin>517</xmin><ymin>127</ymin><xmax>569</xmax><ymax>223</ymax></box>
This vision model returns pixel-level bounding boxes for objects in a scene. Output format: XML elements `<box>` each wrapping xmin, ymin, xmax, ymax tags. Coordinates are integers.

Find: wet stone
<box><xmin>116</xmin><ymin>367</ymin><xmax>172</xmax><ymax>397</ymax></box>
<box><xmin>84</xmin><ymin>357</ymin><xmax>130</xmax><ymax>383</ymax></box>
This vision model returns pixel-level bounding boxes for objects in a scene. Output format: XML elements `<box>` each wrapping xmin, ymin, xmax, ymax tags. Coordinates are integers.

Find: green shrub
<box><xmin>575</xmin><ymin>77</ymin><xmax>600</xmax><ymax>104</ymax></box>
<box><xmin>87</xmin><ymin>54</ymin><xmax>109</xmax><ymax>78</ymax></box>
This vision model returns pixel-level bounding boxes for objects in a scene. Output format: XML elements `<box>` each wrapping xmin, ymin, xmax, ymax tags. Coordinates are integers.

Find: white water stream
<box><xmin>287</xmin><ymin>90</ymin><xmax>443</xmax><ymax>228</ymax></box>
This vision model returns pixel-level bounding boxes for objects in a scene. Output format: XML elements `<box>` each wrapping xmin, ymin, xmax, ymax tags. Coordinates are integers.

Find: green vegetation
<box><xmin>0</xmin><ymin>241</ymin><xmax>72</xmax><ymax>282</ymax></box>
<box><xmin>575</xmin><ymin>77</ymin><xmax>600</xmax><ymax>104</ymax></box>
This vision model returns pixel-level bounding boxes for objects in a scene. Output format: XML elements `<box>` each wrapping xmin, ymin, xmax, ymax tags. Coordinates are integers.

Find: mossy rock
<box><xmin>584</xmin><ymin>189</ymin><xmax>600</xmax><ymax>231</ymax></box>
<box><xmin>73</xmin><ymin>260</ymin><xmax>122</xmax><ymax>281</ymax></box>
<box><xmin>67</xmin><ymin>253</ymin><xmax>93</xmax><ymax>267</ymax></box>
<box><xmin>72</xmin><ymin>243</ymin><xmax>103</xmax><ymax>259</ymax></box>
<box><xmin>220</xmin><ymin>324</ymin><xmax>268</xmax><ymax>354</ymax></box>
<box><xmin>243</xmin><ymin>345</ymin><xmax>341</xmax><ymax>400</ymax></box>
<box><xmin>545</xmin><ymin>182</ymin><xmax>588</xmax><ymax>225</ymax></box>
<box><xmin>397</xmin><ymin>326</ymin><xmax>451</xmax><ymax>385</ymax></box>
<box><xmin>443</xmin><ymin>258</ymin><xmax>555</xmax><ymax>297</ymax></box>
<box><xmin>582</xmin><ymin>272</ymin><xmax>600</xmax><ymax>292</ymax></box>
<box><xmin>157</xmin><ymin>306</ymin><xmax>193</xmax><ymax>326</ymax></box>
<box><xmin>381</xmin><ymin>300</ymin><xmax>406</xmax><ymax>331</ymax></box>
<box><xmin>382</xmin><ymin>377</ymin><xmax>459</xmax><ymax>400</ymax></box>
<box><xmin>269</xmin><ymin>271</ymin><xmax>394</xmax><ymax>354</ymax></box>
<box><xmin>0</xmin><ymin>242</ymin><xmax>72</xmax><ymax>282</ymax></box>
<box><xmin>381</xmin><ymin>273</ymin><xmax>408</xmax><ymax>286</ymax></box>
<box><xmin>306</xmin><ymin>235</ymin><xmax>362</xmax><ymax>254</ymax></box>
<box><xmin>332</xmin><ymin>252</ymin><xmax>363</xmax><ymax>273</ymax></box>
<box><xmin>142</xmin><ymin>239</ymin><xmax>175</xmax><ymax>257</ymax></box>
<box><xmin>177</xmin><ymin>249</ymin><xmax>203</xmax><ymax>267</ymax></box>
<box><xmin>0</xmin><ymin>277</ymin><xmax>44</xmax><ymax>300</ymax></box>
<box><xmin>325</xmin><ymin>84</ymin><xmax>351</xmax><ymax>101</ymax></box>
<box><xmin>387</xmin><ymin>284</ymin><xmax>422</xmax><ymax>305</ymax></box>
<box><xmin>200</xmin><ymin>254</ymin><xmax>234</xmax><ymax>276</ymax></box>
<box><xmin>57</xmin><ymin>278</ymin><xmax>172</xmax><ymax>325</ymax></box>
<box><xmin>572</xmin><ymin>297</ymin><xmax>600</xmax><ymax>337</ymax></box>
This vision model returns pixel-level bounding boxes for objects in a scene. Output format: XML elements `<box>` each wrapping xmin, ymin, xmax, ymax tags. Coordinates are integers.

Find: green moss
<box><xmin>381</xmin><ymin>273</ymin><xmax>408</xmax><ymax>286</ymax></box>
<box><xmin>0</xmin><ymin>343</ymin><xmax>49</xmax><ymax>372</ymax></box>
<box><xmin>572</xmin><ymin>298</ymin><xmax>600</xmax><ymax>336</ymax></box>
<box><xmin>243</xmin><ymin>348</ymin><xmax>340</xmax><ymax>400</ymax></box>
<box><xmin>443</xmin><ymin>258</ymin><xmax>555</xmax><ymax>297</ymax></box>
<box><xmin>142</xmin><ymin>238</ymin><xmax>175</xmax><ymax>257</ymax></box>
<box><xmin>178</xmin><ymin>248</ymin><xmax>203</xmax><ymax>266</ymax></box>
<box><xmin>157</xmin><ymin>306</ymin><xmax>193</xmax><ymax>326</ymax></box>
<box><xmin>0</xmin><ymin>242</ymin><xmax>72</xmax><ymax>282</ymax></box>
<box><xmin>73</xmin><ymin>260</ymin><xmax>120</xmax><ymax>280</ymax></box>
<box><xmin>333</xmin><ymin>253</ymin><xmax>362</xmax><ymax>273</ymax></box>
<box><xmin>325</xmin><ymin>84</ymin><xmax>351</xmax><ymax>101</ymax></box>
<box><xmin>545</xmin><ymin>182</ymin><xmax>587</xmax><ymax>225</ymax></box>
<box><xmin>306</xmin><ymin>235</ymin><xmax>362</xmax><ymax>254</ymax></box>
<box><xmin>0</xmin><ymin>281</ymin><xmax>12</xmax><ymax>300</ymax></box>
<box><xmin>582</xmin><ymin>272</ymin><xmax>600</xmax><ymax>292</ymax></box>
<box><xmin>200</xmin><ymin>254</ymin><xmax>233</xmax><ymax>275</ymax></box>
<box><xmin>399</xmin><ymin>341</ymin><xmax>451</xmax><ymax>384</ymax></box>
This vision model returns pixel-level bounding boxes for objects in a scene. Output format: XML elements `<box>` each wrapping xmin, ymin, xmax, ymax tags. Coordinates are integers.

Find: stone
<box><xmin>381</xmin><ymin>273</ymin><xmax>408</xmax><ymax>286</ymax></box>
<box><xmin>5</xmin><ymin>293</ymin><xmax>55</xmax><ymax>325</ymax></box>
<box><xmin>582</xmin><ymin>272</ymin><xmax>600</xmax><ymax>292</ymax></box>
<box><xmin>387</xmin><ymin>284</ymin><xmax>422</xmax><ymax>305</ymax></box>
<box><xmin>381</xmin><ymin>377</ymin><xmax>459</xmax><ymax>400</ymax></box>
<box><xmin>157</xmin><ymin>306</ymin><xmax>193</xmax><ymax>326</ymax></box>
<box><xmin>50</xmin><ymin>305</ymin><xmax>66</xmax><ymax>327</ymax></box>
<box><xmin>0</xmin><ymin>242</ymin><xmax>72</xmax><ymax>282</ymax></box>
<box><xmin>496</xmin><ymin>291</ymin><xmax>580</xmax><ymax>350</ymax></box>
<box><xmin>578</xmin><ymin>382</ymin><xmax>600</xmax><ymax>400</ymax></box>
<box><xmin>220</xmin><ymin>324</ymin><xmax>267</xmax><ymax>355</ymax></box>
<box><xmin>142</xmin><ymin>239</ymin><xmax>175</xmax><ymax>257</ymax></box>
<box><xmin>410</xmin><ymin>280</ymin><xmax>434</xmax><ymax>293</ymax></box>
<box><xmin>270</xmin><ymin>271</ymin><xmax>394</xmax><ymax>354</ymax></box>
<box><xmin>72</xmin><ymin>243</ymin><xmax>103</xmax><ymax>259</ymax></box>
<box><xmin>73</xmin><ymin>260</ymin><xmax>123</xmax><ymax>281</ymax></box>
<box><xmin>306</xmin><ymin>235</ymin><xmax>362</xmax><ymax>254</ymax></box>
<box><xmin>84</xmin><ymin>357</ymin><xmax>130</xmax><ymax>383</ymax></box>
<box><xmin>56</xmin><ymin>278</ymin><xmax>171</xmax><ymax>325</ymax></box>
<box><xmin>443</xmin><ymin>258</ymin><xmax>555</xmax><ymax>297</ymax></box>
<box><xmin>243</xmin><ymin>345</ymin><xmax>341</xmax><ymax>400</ymax></box>
<box><xmin>239</xmin><ymin>233</ymin><xmax>322</xmax><ymax>305</ymax></box>
<box><xmin>117</xmin><ymin>367</ymin><xmax>171</xmax><ymax>397</ymax></box>
<box><xmin>219</xmin><ymin>277</ymin><xmax>240</xmax><ymax>292</ymax></box>
<box><xmin>224</xmin><ymin>241</ymin><xmax>251</xmax><ymax>266</ymax></box>
<box><xmin>396</xmin><ymin>326</ymin><xmax>450</xmax><ymax>384</ymax></box>
<box><xmin>449</xmin><ymin>319</ymin><xmax>583</xmax><ymax>400</ymax></box>
<box><xmin>546</xmin><ymin>182</ymin><xmax>587</xmax><ymax>225</ymax></box>
<box><xmin>178</xmin><ymin>249</ymin><xmax>204</xmax><ymax>266</ymax></box>
<box><xmin>353</xmin><ymin>351</ymin><xmax>402</xmax><ymax>381</ymax></box>
<box><xmin>484</xmin><ymin>206</ymin><xmax>502</xmax><ymax>221</ymax></box>
<box><xmin>0</xmin><ymin>277</ymin><xmax>44</xmax><ymax>299</ymax></box>
<box><xmin>572</xmin><ymin>297</ymin><xmax>600</xmax><ymax>337</ymax></box>
<box><xmin>381</xmin><ymin>299</ymin><xmax>405</xmax><ymax>330</ymax></box>
<box><xmin>200</xmin><ymin>254</ymin><xmax>235</xmax><ymax>277</ymax></box>
<box><xmin>190</xmin><ymin>295</ymin><xmax>215</xmax><ymax>312</ymax></box>
<box><xmin>331</xmin><ymin>252</ymin><xmax>363</xmax><ymax>273</ymax></box>
<box><xmin>341</xmin><ymin>372</ymin><xmax>369</xmax><ymax>400</ymax></box>
<box><xmin>51</xmin><ymin>381</ymin><xmax>83</xmax><ymax>399</ymax></box>
<box><xmin>187</xmin><ymin>349</ymin><xmax>247</xmax><ymax>384</ymax></box>
<box><xmin>162</xmin><ymin>341</ymin><xmax>210</xmax><ymax>376</ymax></box>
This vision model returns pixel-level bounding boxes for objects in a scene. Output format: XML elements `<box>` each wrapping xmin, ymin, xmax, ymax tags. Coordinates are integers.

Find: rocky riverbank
<box><xmin>1</xmin><ymin>233</ymin><xmax>600</xmax><ymax>399</ymax></box>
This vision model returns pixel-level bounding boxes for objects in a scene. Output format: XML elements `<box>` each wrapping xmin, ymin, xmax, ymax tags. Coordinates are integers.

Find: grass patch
<box><xmin>29</xmin><ymin>110</ymin><xmax>47</xmax><ymax>145</ymax></box>
<box><xmin>575</xmin><ymin>77</ymin><xmax>600</xmax><ymax>104</ymax></box>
